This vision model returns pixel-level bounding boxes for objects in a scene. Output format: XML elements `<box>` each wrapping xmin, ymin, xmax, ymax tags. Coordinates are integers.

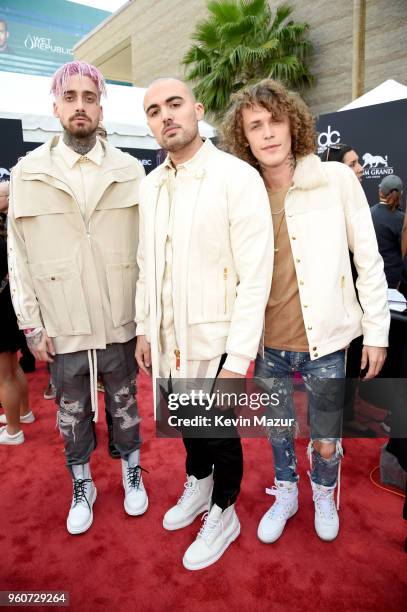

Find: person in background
<box><xmin>0</xmin><ymin>18</ymin><xmax>12</xmax><ymax>54</ymax></box>
<box><xmin>371</xmin><ymin>175</ymin><xmax>405</xmax><ymax>289</ymax></box>
<box><xmin>0</xmin><ymin>181</ymin><xmax>34</xmax><ymax>444</ymax></box>
<box><xmin>323</xmin><ymin>143</ymin><xmax>375</xmax><ymax>436</ymax></box>
<box><xmin>322</xmin><ymin>143</ymin><xmax>363</xmax><ymax>182</ymax></box>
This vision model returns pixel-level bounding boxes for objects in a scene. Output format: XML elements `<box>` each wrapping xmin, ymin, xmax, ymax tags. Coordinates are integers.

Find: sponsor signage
<box><xmin>0</xmin><ymin>0</ymin><xmax>109</xmax><ymax>77</ymax></box>
<box><xmin>317</xmin><ymin>99</ymin><xmax>407</xmax><ymax>207</ymax></box>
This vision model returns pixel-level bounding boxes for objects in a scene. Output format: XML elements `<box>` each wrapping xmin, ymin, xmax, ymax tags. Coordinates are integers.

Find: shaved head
<box><xmin>143</xmin><ymin>77</ymin><xmax>204</xmax><ymax>162</ymax></box>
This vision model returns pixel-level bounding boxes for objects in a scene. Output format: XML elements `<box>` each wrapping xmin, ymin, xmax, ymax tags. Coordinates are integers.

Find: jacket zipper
<box><xmin>174</xmin><ymin>348</ymin><xmax>180</xmax><ymax>371</ymax></box>
<box><xmin>223</xmin><ymin>267</ymin><xmax>228</xmax><ymax>314</ymax></box>
<box><xmin>341</xmin><ymin>275</ymin><xmax>349</xmax><ymax>317</ymax></box>
<box><xmin>46</xmin><ymin>175</ymin><xmax>91</xmax><ymax>241</ymax></box>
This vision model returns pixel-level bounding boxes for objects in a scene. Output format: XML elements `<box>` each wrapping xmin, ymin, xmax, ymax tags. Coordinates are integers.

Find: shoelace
<box><xmin>177</xmin><ymin>480</ymin><xmax>199</xmax><ymax>506</ymax></box>
<box><xmin>127</xmin><ymin>465</ymin><xmax>148</xmax><ymax>489</ymax></box>
<box><xmin>73</xmin><ymin>478</ymin><xmax>92</xmax><ymax>508</ymax></box>
<box><xmin>313</xmin><ymin>487</ymin><xmax>336</xmax><ymax>519</ymax></box>
<box><xmin>198</xmin><ymin>511</ymin><xmax>222</xmax><ymax>542</ymax></box>
<box><xmin>265</xmin><ymin>486</ymin><xmax>295</xmax><ymax>520</ymax></box>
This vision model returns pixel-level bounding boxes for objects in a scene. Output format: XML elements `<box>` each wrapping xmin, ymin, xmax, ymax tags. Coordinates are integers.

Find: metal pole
<box><xmin>352</xmin><ymin>0</ymin><xmax>366</xmax><ymax>99</ymax></box>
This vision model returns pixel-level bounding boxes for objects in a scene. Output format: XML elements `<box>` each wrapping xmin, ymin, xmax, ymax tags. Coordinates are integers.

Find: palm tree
<box><xmin>182</xmin><ymin>0</ymin><xmax>313</xmax><ymax>120</ymax></box>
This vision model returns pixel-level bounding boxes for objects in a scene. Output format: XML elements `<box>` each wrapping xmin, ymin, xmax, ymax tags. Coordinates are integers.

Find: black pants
<box><xmin>344</xmin><ymin>335</ymin><xmax>363</xmax><ymax>421</ymax></box>
<box><xmin>177</xmin><ymin>353</ymin><xmax>243</xmax><ymax>510</ymax></box>
<box><xmin>183</xmin><ymin>433</ymin><xmax>243</xmax><ymax>510</ymax></box>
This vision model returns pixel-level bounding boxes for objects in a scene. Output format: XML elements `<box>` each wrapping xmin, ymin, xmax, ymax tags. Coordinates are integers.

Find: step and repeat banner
<box><xmin>317</xmin><ymin>98</ymin><xmax>407</xmax><ymax>208</ymax></box>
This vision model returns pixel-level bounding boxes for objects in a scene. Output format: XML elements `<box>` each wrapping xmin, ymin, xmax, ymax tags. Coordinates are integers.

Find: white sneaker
<box><xmin>163</xmin><ymin>473</ymin><xmax>213</xmax><ymax>531</ymax></box>
<box><xmin>0</xmin><ymin>410</ymin><xmax>35</xmax><ymax>424</ymax></box>
<box><xmin>122</xmin><ymin>450</ymin><xmax>148</xmax><ymax>516</ymax></box>
<box><xmin>311</xmin><ymin>479</ymin><xmax>339</xmax><ymax>541</ymax></box>
<box><xmin>67</xmin><ymin>463</ymin><xmax>97</xmax><ymax>535</ymax></box>
<box><xmin>183</xmin><ymin>503</ymin><xmax>240</xmax><ymax>571</ymax></box>
<box><xmin>257</xmin><ymin>479</ymin><xmax>298</xmax><ymax>543</ymax></box>
<box><xmin>0</xmin><ymin>426</ymin><xmax>24</xmax><ymax>445</ymax></box>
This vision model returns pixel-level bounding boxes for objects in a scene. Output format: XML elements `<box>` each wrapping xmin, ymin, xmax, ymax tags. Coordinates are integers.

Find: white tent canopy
<box><xmin>0</xmin><ymin>71</ymin><xmax>216</xmax><ymax>149</ymax></box>
<box><xmin>339</xmin><ymin>79</ymin><xmax>407</xmax><ymax>111</ymax></box>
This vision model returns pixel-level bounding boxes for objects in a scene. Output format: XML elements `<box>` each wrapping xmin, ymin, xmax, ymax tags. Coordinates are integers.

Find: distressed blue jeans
<box><xmin>254</xmin><ymin>348</ymin><xmax>346</xmax><ymax>487</ymax></box>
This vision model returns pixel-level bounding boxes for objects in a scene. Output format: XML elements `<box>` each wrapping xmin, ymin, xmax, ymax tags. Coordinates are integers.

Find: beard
<box><xmin>158</xmin><ymin>124</ymin><xmax>199</xmax><ymax>152</ymax></box>
<box><xmin>61</xmin><ymin>114</ymin><xmax>98</xmax><ymax>140</ymax></box>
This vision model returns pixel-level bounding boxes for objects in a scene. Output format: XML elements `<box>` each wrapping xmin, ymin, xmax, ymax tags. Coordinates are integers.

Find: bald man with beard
<box><xmin>135</xmin><ymin>78</ymin><xmax>273</xmax><ymax>570</ymax></box>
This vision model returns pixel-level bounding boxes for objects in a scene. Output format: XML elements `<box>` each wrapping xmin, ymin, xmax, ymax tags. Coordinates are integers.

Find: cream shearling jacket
<box><xmin>276</xmin><ymin>154</ymin><xmax>390</xmax><ymax>358</ymax></box>
<box><xmin>135</xmin><ymin>139</ymin><xmax>274</xmax><ymax>377</ymax></box>
<box><xmin>7</xmin><ymin>136</ymin><xmax>145</xmax><ymax>354</ymax></box>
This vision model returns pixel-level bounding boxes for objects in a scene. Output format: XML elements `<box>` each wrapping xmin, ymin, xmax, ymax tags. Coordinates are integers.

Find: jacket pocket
<box><xmin>106</xmin><ymin>262</ymin><xmax>137</xmax><ymax>327</ymax></box>
<box><xmin>32</xmin><ymin>262</ymin><xmax>91</xmax><ymax>337</ymax></box>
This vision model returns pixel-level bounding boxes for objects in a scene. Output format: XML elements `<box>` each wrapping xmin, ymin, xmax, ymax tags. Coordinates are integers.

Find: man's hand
<box><xmin>135</xmin><ymin>335</ymin><xmax>152</xmax><ymax>376</ymax></box>
<box><xmin>361</xmin><ymin>345</ymin><xmax>387</xmax><ymax>380</ymax></box>
<box><xmin>217</xmin><ymin>368</ymin><xmax>245</xmax><ymax>379</ymax></box>
<box><xmin>26</xmin><ymin>328</ymin><xmax>55</xmax><ymax>363</ymax></box>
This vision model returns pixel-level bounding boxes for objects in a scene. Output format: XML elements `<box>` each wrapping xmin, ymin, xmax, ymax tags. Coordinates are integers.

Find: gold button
<box><xmin>303</xmin><ymin>304</ymin><xmax>308</xmax><ymax>308</ymax></box>
<box><xmin>51</xmin><ymin>277</ymin><xmax>56</xmax><ymax>281</ymax></box>
<box><xmin>291</xmin><ymin>236</ymin><xmax>296</xmax><ymax>240</ymax></box>
<box><xmin>312</xmin><ymin>346</ymin><xmax>317</xmax><ymax>351</ymax></box>
<box><xmin>307</xmin><ymin>326</ymin><xmax>312</xmax><ymax>330</ymax></box>
<box><xmin>296</xmin><ymin>258</ymin><xmax>301</xmax><ymax>263</ymax></box>
<box><xmin>314</xmin><ymin>353</ymin><xmax>318</xmax><ymax>357</ymax></box>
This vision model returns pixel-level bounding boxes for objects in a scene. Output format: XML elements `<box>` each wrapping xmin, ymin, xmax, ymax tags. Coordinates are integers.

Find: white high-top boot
<box><xmin>257</xmin><ymin>479</ymin><xmax>298</xmax><ymax>543</ymax></box>
<box><xmin>121</xmin><ymin>449</ymin><xmax>148</xmax><ymax>516</ymax></box>
<box><xmin>67</xmin><ymin>463</ymin><xmax>96</xmax><ymax>535</ymax></box>
<box><xmin>163</xmin><ymin>473</ymin><xmax>213</xmax><ymax>531</ymax></box>
<box><xmin>182</xmin><ymin>503</ymin><xmax>240</xmax><ymax>571</ymax></box>
<box><xmin>311</xmin><ymin>479</ymin><xmax>339</xmax><ymax>541</ymax></box>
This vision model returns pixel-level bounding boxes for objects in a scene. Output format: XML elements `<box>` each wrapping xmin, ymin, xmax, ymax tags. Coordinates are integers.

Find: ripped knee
<box><xmin>307</xmin><ymin>439</ymin><xmax>343</xmax><ymax>461</ymax></box>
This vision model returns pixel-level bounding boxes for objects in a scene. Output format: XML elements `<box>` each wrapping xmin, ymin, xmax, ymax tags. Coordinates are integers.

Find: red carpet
<box><xmin>1</xmin><ymin>362</ymin><xmax>406</xmax><ymax>611</ymax></box>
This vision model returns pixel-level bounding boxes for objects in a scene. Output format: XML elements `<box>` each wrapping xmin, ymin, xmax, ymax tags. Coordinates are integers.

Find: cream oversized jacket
<box><xmin>7</xmin><ymin>136</ymin><xmax>145</xmax><ymax>354</ymax></box>
<box><xmin>276</xmin><ymin>154</ymin><xmax>389</xmax><ymax>358</ymax></box>
<box><xmin>135</xmin><ymin>139</ymin><xmax>274</xmax><ymax>377</ymax></box>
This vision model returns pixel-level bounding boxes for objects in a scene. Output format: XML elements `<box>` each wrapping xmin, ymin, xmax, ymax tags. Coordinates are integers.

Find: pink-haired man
<box><xmin>7</xmin><ymin>61</ymin><xmax>148</xmax><ymax>534</ymax></box>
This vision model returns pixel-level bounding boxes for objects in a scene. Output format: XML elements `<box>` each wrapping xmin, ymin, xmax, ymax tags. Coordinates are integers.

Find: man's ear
<box><xmin>99</xmin><ymin>105</ymin><xmax>104</xmax><ymax>122</ymax></box>
<box><xmin>53</xmin><ymin>101</ymin><xmax>59</xmax><ymax>119</ymax></box>
<box><xmin>195</xmin><ymin>102</ymin><xmax>205</xmax><ymax>122</ymax></box>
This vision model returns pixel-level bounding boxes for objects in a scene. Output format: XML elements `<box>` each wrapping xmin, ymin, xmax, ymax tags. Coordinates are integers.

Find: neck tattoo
<box><xmin>63</xmin><ymin>131</ymin><xmax>97</xmax><ymax>156</ymax></box>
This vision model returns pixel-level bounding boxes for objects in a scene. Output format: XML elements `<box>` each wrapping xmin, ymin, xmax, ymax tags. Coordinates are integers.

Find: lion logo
<box><xmin>362</xmin><ymin>153</ymin><xmax>388</xmax><ymax>169</ymax></box>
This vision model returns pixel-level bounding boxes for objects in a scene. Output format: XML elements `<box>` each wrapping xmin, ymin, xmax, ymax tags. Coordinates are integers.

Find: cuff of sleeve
<box><xmin>223</xmin><ymin>354</ymin><xmax>251</xmax><ymax>376</ymax></box>
<box><xmin>136</xmin><ymin>323</ymin><xmax>146</xmax><ymax>336</ymax></box>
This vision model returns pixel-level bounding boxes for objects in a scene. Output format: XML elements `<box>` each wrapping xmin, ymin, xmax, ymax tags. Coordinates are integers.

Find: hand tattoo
<box><xmin>27</xmin><ymin>329</ymin><xmax>44</xmax><ymax>351</ymax></box>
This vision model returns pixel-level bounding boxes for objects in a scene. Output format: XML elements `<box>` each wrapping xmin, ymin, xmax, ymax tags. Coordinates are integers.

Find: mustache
<box><xmin>162</xmin><ymin>123</ymin><xmax>181</xmax><ymax>135</ymax></box>
<box><xmin>70</xmin><ymin>113</ymin><xmax>90</xmax><ymax>121</ymax></box>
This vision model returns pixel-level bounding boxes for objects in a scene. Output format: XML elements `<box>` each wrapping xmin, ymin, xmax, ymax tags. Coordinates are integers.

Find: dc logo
<box><xmin>318</xmin><ymin>125</ymin><xmax>341</xmax><ymax>148</ymax></box>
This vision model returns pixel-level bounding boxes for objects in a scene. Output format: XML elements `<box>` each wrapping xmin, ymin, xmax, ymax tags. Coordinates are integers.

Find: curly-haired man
<box><xmin>222</xmin><ymin>79</ymin><xmax>390</xmax><ymax>542</ymax></box>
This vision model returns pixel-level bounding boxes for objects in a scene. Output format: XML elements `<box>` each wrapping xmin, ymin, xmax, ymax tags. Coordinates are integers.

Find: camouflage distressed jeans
<box><xmin>50</xmin><ymin>338</ymin><xmax>141</xmax><ymax>467</ymax></box>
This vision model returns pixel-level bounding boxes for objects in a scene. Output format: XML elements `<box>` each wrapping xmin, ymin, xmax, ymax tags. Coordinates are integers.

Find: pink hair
<box><xmin>50</xmin><ymin>61</ymin><xmax>106</xmax><ymax>98</ymax></box>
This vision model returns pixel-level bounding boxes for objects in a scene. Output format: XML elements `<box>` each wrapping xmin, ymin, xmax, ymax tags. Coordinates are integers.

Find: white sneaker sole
<box><xmin>67</xmin><ymin>487</ymin><xmax>97</xmax><ymax>535</ymax></box>
<box><xmin>124</xmin><ymin>494</ymin><xmax>149</xmax><ymax>516</ymax></box>
<box><xmin>257</xmin><ymin>505</ymin><xmax>298</xmax><ymax>544</ymax></box>
<box><xmin>182</xmin><ymin>519</ymin><xmax>241</xmax><ymax>571</ymax></box>
<box><xmin>314</xmin><ymin>520</ymin><xmax>339</xmax><ymax>541</ymax></box>
<box><xmin>163</xmin><ymin>501</ymin><xmax>208</xmax><ymax>531</ymax></box>
<box><xmin>0</xmin><ymin>413</ymin><xmax>35</xmax><ymax>424</ymax></box>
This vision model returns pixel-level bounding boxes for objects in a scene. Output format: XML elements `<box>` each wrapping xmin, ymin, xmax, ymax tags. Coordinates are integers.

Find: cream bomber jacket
<box><xmin>275</xmin><ymin>153</ymin><xmax>390</xmax><ymax>358</ymax></box>
<box><xmin>7</xmin><ymin>136</ymin><xmax>145</xmax><ymax>354</ymax></box>
<box><xmin>135</xmin><ymin>139</ymin><xmax>274</xmax><ymax>377</ymax></box>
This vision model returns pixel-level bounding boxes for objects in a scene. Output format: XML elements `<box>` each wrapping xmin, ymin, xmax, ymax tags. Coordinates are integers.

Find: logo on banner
<box><xmin>362</xmin><ymin>152</ymin><xmax>394</xmax><ymax>180</ymax></box>
<box><xmin>0</xmin><ymin>168</ymin><xmax>10</xmax><ymax>181</ymax></box>
<box><xmin>24</xmin><ymin>34</ymin><xmax>73</xmax><ymax>56</ymax></box>
<box><xmin>317</xmin><ymin>125</ymin><xmax>341</xmax><ymax>154</ymax></box>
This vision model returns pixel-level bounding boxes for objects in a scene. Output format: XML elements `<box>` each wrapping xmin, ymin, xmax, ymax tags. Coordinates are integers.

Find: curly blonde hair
<box><xmin>221</xmin><ymin>79</ymin><xmax>316</xmax><ymax>168</ymax></box>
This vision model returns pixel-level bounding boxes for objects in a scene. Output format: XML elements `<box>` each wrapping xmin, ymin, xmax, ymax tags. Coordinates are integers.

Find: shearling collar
<box><xmin>292</xmin><ymin>154</ymin><xmax>329</xmax><ymax>190</ymax></box>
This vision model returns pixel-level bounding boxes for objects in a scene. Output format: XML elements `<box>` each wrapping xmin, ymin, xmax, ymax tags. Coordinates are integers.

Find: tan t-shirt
<box><xmin>265</xmin><ymin>187</ymin><xmax>308</xmax><ymax>351</ymax></box>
